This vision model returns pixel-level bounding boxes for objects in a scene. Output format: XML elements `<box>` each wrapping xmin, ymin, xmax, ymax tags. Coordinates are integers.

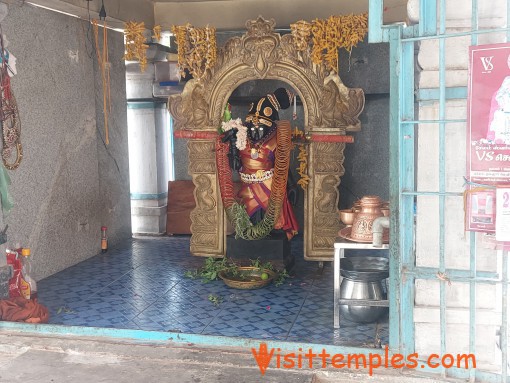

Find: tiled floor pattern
<box><xmin>38</xmin><ymin>236</ymin><xmax>388</xmax><ymax>347</ymax></box>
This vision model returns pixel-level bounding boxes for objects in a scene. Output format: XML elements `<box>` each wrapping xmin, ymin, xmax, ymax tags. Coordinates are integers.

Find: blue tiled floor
<box><xmin>38</xmin><ymin>236</ymin><xmax>388</xmax><ymax>347</ymax></box>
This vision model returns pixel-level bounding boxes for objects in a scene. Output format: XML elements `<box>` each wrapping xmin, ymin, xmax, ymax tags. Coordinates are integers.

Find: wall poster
<box><xmin>466</xmin><ymin>43</ymin><xmax>510</xmax><ymax>234</ymax></box>
<box><xmin>496</xmin><ymin>186</ymin><xmax>510</xmax><ymax>241</ymax></box>
<box><xmin>467</xmin><ymin>43</ymin><xmax>510</xmax><ymax>183</ymax></box>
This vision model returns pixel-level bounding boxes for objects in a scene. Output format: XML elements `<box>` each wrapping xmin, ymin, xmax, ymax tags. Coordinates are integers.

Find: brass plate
<box><xmin>338</xmin><ymin>226</ymin><xmax>389</xmax><ymax>244</ymax></box>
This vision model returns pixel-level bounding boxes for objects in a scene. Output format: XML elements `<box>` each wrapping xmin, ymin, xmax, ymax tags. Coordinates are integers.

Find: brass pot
<box><xmin>338</xmin><ymin>209</ymin><xmax>356</xmax><ymax>226</ymax></box>
<box><xmin>350</xmin><ymin>195</ymin><xmax>383</xmax><ymax>242</ymax></box>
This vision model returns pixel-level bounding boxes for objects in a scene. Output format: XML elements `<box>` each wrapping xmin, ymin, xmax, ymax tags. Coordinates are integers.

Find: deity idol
<box><xmin>219</xmin><ymin>88</ymin><xmax>299</xmax><ymax>240</ymax></box>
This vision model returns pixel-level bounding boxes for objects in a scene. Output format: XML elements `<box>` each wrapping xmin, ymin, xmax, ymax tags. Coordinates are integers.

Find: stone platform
<box><xmin>226</xmin><ymin>231</ymin><xmax>295</xmax><ymax>272</ymax></box>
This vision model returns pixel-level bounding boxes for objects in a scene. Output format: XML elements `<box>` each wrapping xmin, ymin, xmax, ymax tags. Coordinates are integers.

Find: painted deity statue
<box><xmin>222</xmin><ymin>88</ymin><xmax>299</xmax><ymax>240</ymax></box>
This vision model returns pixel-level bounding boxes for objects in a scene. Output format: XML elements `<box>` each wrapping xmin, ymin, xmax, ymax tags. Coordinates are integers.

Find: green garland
<box><xmin>226</xmin><ymin>202</ymin><xmax>275</xmax><ymax>240</ymax></box>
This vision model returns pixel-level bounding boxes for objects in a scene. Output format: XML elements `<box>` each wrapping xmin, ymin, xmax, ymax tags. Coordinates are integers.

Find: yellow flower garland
<box><xmin>171</xmin><ymin>24</ymin><xmax>217</xmax><ymax>80</ymax></box>
<box><xmin>296</xmin><ymin>144</ymin><xmax>309</xmax><ymax>190</ymax></box>
<box><xmin>290</xmin><ymin>13</ymin><xmax>368</xmax><ymax>72</ymax></box>
<box><xmin>124</xmin><ymin>22</ymin><xmax>163</xmax><ymax>72</ymax></box>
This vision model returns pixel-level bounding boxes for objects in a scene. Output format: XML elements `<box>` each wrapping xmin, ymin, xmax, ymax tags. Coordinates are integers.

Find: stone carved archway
<box><xmin>168</xmin><ymin>16</ymin><xmax>364</xmax><ymax>260</ymax></box>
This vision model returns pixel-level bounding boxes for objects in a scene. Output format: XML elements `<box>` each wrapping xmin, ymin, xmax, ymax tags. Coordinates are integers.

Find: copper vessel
<box><xmin>352</xmin><ymin>200</ymin><xmax>362</xmax><ymax>213</ymax></box>
<box><xmin>350</xmin><ymin>195</ymin><xmax>384</xmax><ymax>242</ymax></box>
<box><xmin>338</xmin><ymin>209</ymin><xmax>356</xmax><ymax>226</ymax></box>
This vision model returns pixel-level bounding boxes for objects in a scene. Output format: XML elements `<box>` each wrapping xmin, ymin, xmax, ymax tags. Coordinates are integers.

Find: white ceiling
<box><xmin>26</xmin><ymin>0</ymin><xmax>409</xmax><ymax>31</ymax></box>
<box><xmin>153</xmin><ymin>0</ymin><xmax>408</xmax><ymax>30</ymax></box>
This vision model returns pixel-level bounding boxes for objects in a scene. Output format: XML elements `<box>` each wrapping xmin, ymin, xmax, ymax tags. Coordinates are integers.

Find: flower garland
<box><xmin>220</xmin><ymin>118</ymin><xmax>247</xmax><ymax>150</ymax></box>
<box><xmin>290</xmin><ymin>13</ymin><xmax>368</xmax><ymax>72</ymax></box>
<box><xmin>171</xmin><ymin>23</ymin><xmax>217</xmax><ymax>80</ymax></box>
<box><xmin>296</xmin><ymin>144</ymin><xmax>309</xmax><ymax>190</ymax></box>
<box><xmin>124</xmin><ymin>22</ymin><xmax>162</xmax><ymax>72</ymax></box>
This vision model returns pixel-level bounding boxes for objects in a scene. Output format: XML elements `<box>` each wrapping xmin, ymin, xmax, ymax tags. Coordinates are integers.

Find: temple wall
<box><xmin>0</xmin><ymin>4</ymin><xmax>131</xmax><ymax>280</ymax></box>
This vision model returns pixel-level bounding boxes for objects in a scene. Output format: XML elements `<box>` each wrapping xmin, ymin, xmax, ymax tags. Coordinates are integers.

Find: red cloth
<box><xmin>0</xmin><ymin>298</ymin><xmax>49</xmax><ymax>323</ymax></box>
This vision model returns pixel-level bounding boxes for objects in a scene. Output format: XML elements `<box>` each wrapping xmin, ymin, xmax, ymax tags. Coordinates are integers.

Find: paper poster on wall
<box><xmin>496</xmin><ymin>186</ymin><xmax>510</xmax><ymax>241</ymax></box>
<box><xmin>465</xmin><ymin>188</ymin><xmax>496</xmax><ymax>232</ymax></box>
<box><xmin>467</xmin><ymin>43</ymin><xmax>510</xmax><ymax>184</ymax></box>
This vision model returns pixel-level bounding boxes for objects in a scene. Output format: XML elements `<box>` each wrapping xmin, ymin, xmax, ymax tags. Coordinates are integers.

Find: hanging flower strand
<box><xmin>171</xmin><ymin>23</ymin><xmax>217</xmax><ymax>80</ymax></box>
<box><xmin>124</xmin><ymin>21</ymin><xmax>148</xmax><ymax>71</ymax></box>
<box><xmin>291</xmin><ymin>13</ymin><xmax>368</xmax><ymax>72</ymax></box>
<box><xmin>124</xmin><ymin>22</ymin><xmax>161</xmax><ymax>72</ymax></box>
<box><xmin>152</xmin><ymin>25</ymin><xmax>162</xmax><ymax>42</ymax></box>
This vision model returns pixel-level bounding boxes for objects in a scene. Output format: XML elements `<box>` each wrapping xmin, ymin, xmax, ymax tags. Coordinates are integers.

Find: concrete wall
<box><xmin>22</xmin><ymin>0</ymin><xmax>155</xmax><ymax>30</ymax></box>
<box><xmin>412</xmin><ymin>0</ymin><xmax>505</xmax><ymax>370</ymax></box>
<box><xmin>339</xmin><ymin>40</ymin><xmax>390</xmax><ymax>209</ymax></box>
<box><xmin>1</xmin><ymin>3</ymin><xmax>131</xmax><ymax>280</ymax></box>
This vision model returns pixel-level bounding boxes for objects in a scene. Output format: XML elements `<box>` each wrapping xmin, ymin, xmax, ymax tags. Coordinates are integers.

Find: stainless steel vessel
<box><xmin>339</xmin><ymin>278</ymin><xmax>388</xmax><ymax>323</ymax></box>
<box><xmin>339</xmin><ymin>256</ymin><xmax>389</xmax><ymax>323</ymax></box>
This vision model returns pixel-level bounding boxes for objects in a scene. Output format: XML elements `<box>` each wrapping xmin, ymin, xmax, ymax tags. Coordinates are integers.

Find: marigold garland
<box><xmin>171</xmin><ymin>23</ymin><xmax>217</xmax><ymax>80</ymax></box>
<box><xmin>291</xmin><ymin>13</ymin><xmax>368</xmax><ymax>72</ymax></box>
<box><xmin>296</xmin><ymin>144</ymin><xmax>309</xmax><ymax>190</ymax></box>
<box><xmin>124</xmin><ymin>22</ymin><xmax>162</xmax><ymax>72</ymax></box>
<box><xmin>290</xmin><ymin>20</ymin><xmax>312</xmax><ymax>51</ymax></box>
<box><xmin>152</xmin><ymin>25</ymin><xmax>162</xmax><ymax>42</ymax></box>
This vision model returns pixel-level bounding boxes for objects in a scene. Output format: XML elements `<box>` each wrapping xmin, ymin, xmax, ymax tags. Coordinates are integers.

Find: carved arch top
<box><xmin>168</xmin><ymin>16</ymin><xmax>365</xmax><ymax>135</ymax></box>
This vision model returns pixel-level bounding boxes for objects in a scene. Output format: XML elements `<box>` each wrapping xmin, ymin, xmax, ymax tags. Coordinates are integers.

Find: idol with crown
<box><xmin>217</xmin><ymin>87</ymin><xmax>299</xmax><ymax>241</ymax></box>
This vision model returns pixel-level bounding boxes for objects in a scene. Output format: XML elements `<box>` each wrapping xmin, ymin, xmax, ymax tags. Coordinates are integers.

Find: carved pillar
<box><xmin>188</xmin><ymin>140</ymin><xmax>225</xmax><ymax>256</ymax></box>
<box><xmin>304</xmin><ymin>141</ymin><xmax>346</xmax><ymax>260</ymax></box>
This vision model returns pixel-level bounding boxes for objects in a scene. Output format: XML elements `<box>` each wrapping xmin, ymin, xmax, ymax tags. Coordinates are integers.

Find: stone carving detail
<box><xmin>168</xmin><ymin>17</ymin><xmax>364</xmax><ymax>260</ymax></box>
<box><xmin>306</xmin><ymin>142</ymin><xmax>345</xmax><ymax>256</ymax></box>
<box><xmin>188</xmin><ymin>141</ymin><xmax>223</xmax><ymax>255</ymax></box>
<box><xmin>188</xmin><ymin>141</ymin><xmax>216</xmax><ymax>174</ymax></box>
<box><xmin>194</xmin><ymin>174</ymin><xmax>216</xmax><ymax>211</ymax></box>
<box><xmin>315</xmin><ymin>175</ymin><xmax>340</xmax><ymax>214</ymax></box>
<box><xmin>168</xmin><ymin>81</ymin><xmax>210</xmax><ymax>131</ymax></box>
<box><xmin>168</xmin><ymin>16</ymin><xmax>364</xmax><ymax>134</ymax></box>
<box><xmin>313</xmin><ymin>142</ymin><xmax>346</xmax><ymax>174</ymax></box>
<box><xmin>320</xmin><ymin>75</ymin><xmax>365</xmax><ymax>131</ymax></box>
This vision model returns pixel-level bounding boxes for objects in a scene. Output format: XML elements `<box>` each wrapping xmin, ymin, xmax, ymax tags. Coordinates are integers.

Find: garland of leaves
<box><xmin>290</xmin><ymin>13</ymin><xmax>368</xmax><ymax>72</ymax></box>
<box><xmin>171</xmin><ymin>23</ymin><xmax>217</xmax><ymax>80</ymax></box>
